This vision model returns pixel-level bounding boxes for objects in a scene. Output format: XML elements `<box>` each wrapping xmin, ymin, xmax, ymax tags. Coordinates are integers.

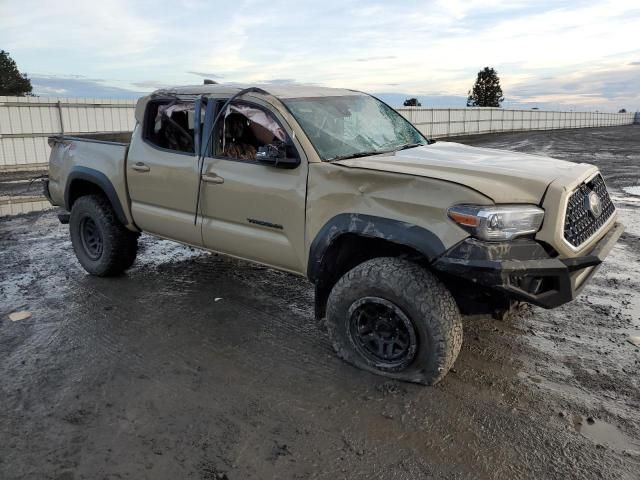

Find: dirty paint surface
<box><xmin>1</xmin><ymin>125</ymin><xmax>639</xmax><ymax>479</ymax></box>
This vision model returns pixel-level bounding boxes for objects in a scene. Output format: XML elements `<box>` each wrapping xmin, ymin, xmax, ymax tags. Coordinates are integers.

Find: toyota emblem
<box><xmin>585</xmin><ymin>191</ymin><xmax>603</xmax><ymax>218</ymax></box>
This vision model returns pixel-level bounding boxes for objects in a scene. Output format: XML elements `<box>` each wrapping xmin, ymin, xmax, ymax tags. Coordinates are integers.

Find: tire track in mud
<box><xmin>28</xmin><ymin>238</ymin><xmax>344</xmax><ymax>396</ymax></box>
<box><xmin>5</xmin><ymin>225</ymin><xmax>514</xmax><ymax>477</ymax></box>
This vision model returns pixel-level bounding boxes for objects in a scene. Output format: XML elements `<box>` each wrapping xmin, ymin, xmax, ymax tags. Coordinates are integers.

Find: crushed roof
<box><xmin>151</xmin><ymin>83</ymin><xmax>366</xmax><ymax>99</ymax></box>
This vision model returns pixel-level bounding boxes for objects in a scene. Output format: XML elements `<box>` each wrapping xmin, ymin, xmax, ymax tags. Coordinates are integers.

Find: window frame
<box><xmin>142</xmin><ymin>98</ymin><xmax>197</xmax><ymax>157</ymax></box>
<box><xmin>204</xmin><ymin>98</ymin><xmax>301</xmax><ymax>167</ymax></box>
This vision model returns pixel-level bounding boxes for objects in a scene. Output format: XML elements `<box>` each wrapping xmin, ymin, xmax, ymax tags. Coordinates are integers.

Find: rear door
<box><xmin>127</xmin><ymin>98</ymin><xmax>203</xmax><ymax>246</ymax></box>
<box><xmin>199</xmin><ymin>98</ymin><xmax>308</xmax><ymax>273</ymax></box>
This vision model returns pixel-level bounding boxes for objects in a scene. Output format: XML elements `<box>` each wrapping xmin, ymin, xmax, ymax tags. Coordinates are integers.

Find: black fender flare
<box><xmin>307</xmin><ymin>213</ymin><xmax>446</xmax><ymax>283</ymax></box>
<box><xmin>64</xmin><ymin>166</ymin><xmax>128</xmax><ymax>225</ymax></box>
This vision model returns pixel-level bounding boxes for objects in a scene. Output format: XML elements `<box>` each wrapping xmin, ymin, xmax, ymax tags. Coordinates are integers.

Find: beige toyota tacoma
<box><xmin>44</xmin><ymin>84</ymin><xmax>623</xmax><ymax>385</ymax></box>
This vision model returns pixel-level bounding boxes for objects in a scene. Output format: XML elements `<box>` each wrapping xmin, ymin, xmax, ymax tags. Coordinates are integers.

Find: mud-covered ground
<box><xmin>1</xmin><ymin>125</ymin><xmax>639</xmax><ymax>479</ymax></box>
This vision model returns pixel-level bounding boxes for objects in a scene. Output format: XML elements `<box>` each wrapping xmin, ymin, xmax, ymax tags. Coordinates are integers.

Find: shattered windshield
<box><xmin>283</xmin><ymin>95</ymin><xmax>427</xmax><ymax>161</ymax></box>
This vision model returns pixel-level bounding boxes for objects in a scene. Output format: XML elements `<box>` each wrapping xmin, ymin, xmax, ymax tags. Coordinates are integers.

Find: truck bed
<box><xmin>46</xmin><ymin>132</ymin><xmax>134</xmax><ymax>226</ymax></box>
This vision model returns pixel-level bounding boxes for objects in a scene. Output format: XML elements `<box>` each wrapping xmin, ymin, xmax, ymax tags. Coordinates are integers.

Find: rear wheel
<box><xmin>69</xmin><ymin>194</ymin><xmax>138</xmax><ymax>276</ymax></box>
<box><xmin>326</xmin><ymin>257</ymin><xmax>463</xmax><ymax>385</ymax></box>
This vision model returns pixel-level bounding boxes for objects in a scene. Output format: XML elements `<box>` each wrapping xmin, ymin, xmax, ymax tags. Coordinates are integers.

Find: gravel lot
<box><xmin>1</xmin><ymin>125</ymin><xmax>639</xmax><ymax>479</ymax></box>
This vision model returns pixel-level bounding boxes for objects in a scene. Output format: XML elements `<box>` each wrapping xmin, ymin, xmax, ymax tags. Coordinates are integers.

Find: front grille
<box><xmin>564</xmin><ymin>174</ymin><xmax>615</xmax><ymax>247</ymax></box>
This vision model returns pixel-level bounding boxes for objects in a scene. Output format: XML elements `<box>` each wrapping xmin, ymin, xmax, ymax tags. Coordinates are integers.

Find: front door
<box><xmin>199</xmin><ymin>99</ymin><xmax>308</xmax><ymax>273</ymax></box>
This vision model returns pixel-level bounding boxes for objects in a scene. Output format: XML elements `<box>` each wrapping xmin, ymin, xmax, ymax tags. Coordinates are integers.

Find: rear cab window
<box><xmin>143</xmin><ymin>100</ymin><xmax>197</xmax><ymax>155</ymax></box>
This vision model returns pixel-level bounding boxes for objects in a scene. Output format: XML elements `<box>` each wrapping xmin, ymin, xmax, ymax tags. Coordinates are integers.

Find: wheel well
<box><xmin>313</xmin><ymin>234</ymin><xmax>427</xmax><ymax>321</ymax></box>
<box><xmin>67</xmin><ymin>179</ymin><xmax>106</xmax><ymax>208</ymax></box>
<box><xmin>312</xmin><ymin>233</ymin><xmax>516</xmax><ymax>320</ymax></box>
<box><xmin>64</xmin><ymin>168</ymin><xmax>129</xmax><ymax>226</ymax></box>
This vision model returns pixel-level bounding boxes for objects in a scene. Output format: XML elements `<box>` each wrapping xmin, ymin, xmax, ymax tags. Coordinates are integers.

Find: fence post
<box><xmin>447</xmin><ymin>108</ymin><xmax>451</xmax><ymax>137</ymax></box>
<box><xmin>463</xmin><ymin>107</ymin><xmax>467</xmax><ymax>135</ymax></box>
<box><xmin>429</xmin><ymin>109</ymin><xmax>433</xmax><ymax>138</ymax></box>
<box><xmin>57</xmin><ymin>100</ymin><xmax>65</xmax><ymax>137</ymax></box>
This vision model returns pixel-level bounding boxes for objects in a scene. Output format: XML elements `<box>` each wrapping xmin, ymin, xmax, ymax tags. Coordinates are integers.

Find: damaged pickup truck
<box><xmin>44</xmin><ymin>84</ymin><xmax>623</xmax><ymax>384</ymax></box>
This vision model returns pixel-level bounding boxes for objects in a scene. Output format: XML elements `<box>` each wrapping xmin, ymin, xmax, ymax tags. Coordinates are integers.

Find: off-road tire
<box><xmin>326</xmin><ymin>257</ymin><xmax>463</xmax><ymax>385</ymax></box>
<box><xmin>69</xmin><ymin>194</ymin><xmax>138</xmax><ymax>276</ymax></box>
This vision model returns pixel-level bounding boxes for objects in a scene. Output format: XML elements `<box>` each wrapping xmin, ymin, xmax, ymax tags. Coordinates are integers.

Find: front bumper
<box><xmin>432</xmin><ymin>222</ymin><xmax>624</xmax><ymax>309</ymax></box>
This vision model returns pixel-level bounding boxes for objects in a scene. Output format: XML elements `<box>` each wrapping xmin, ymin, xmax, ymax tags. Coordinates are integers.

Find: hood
<box><xmin>334</xmin><ymin>142</ymin><xmax>595</xmax><ymax>204</ymax></box>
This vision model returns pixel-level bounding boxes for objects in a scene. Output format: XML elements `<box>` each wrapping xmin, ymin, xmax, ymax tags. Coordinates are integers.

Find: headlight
<box><xmin>447</xmin><ymin>204</ymin><xmax>544</xmax><ymax>241</ymax></box>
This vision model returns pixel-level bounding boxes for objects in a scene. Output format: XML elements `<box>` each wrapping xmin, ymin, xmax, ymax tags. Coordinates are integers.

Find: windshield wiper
<box><xmin>327</xmin><ymin>142</ymin><xmax>429</xmax><ymax>162</ymax></box>
<box><xmin>394</xmin><ymin>142</ymin><xmax>425</xmax><ymax>151</ymax></box>
<box><xmin>327</xmin><ymin>150</ymin><xmax>391</xmax><ymax>162</ymax></box>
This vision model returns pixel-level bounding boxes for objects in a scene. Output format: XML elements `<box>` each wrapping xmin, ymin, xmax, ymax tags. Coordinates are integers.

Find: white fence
<box><xmin>0</xmin><ymin>96</ymin><xmax>136</xmax><ymax>171</ymax></box>
<box><xmin>397</xmin><ymin>107</ymin><xmax>636</xmax><ymax>139</ymax></box>
<box><xmin>0</xmin><ymin>95</ymin><xmax>636</xmax><ymax>171</ymax></box>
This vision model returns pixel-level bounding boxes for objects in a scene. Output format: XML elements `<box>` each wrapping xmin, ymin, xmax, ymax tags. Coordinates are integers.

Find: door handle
<box><xmin>132</xmin><ymin>162</ymin><xmax>150</xmax><ymax>172</ymax></box>
<box><xmin>201</xmin><ymin>173</ymin><xmax>224</xmax><ymax>184</ymax></box>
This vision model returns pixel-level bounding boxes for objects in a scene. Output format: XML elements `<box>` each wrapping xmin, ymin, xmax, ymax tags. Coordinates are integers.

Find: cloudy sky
<box><xmin>1</xmin><ymin>0</ymin><xmax>638</xmax><ymax>110</ymax></box>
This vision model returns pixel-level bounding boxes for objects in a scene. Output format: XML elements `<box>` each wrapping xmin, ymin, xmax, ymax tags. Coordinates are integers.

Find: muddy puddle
<box><xmin>0</xmin><ymin>172</ymin><xmax>51</xmax><ymax>217</ymax></box>
<box><xmin>0</xmin><ymin>195</ymin><xmax>53</xmax><ymax>217</ymax></box>
<box><xmin>572</xmin><ymin>415</ymin><xmax>640</xmax><ymax>455</ymax></box>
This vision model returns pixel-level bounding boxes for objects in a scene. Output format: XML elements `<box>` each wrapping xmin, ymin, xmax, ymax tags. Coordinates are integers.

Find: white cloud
<box><xmin>32</xmin><ymin>85</ymin><xmax>68</xmax><ymax>95</ymax></box>
<box><xmin>0</xmin><ymin>0</ymin><xmax>159</xmax><ymax>57</ymax></box>
<box><xmin>2</xmin><ymin>0</ymin><xmax>639</xmax><ymax>110</ymax></box>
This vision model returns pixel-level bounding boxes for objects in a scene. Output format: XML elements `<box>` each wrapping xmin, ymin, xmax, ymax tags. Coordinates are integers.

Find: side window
<box><xmin>144</xmin><ymin>100</ymin><xmax>196</xmax><ymax>154</ymax></box>
<box><xmin>212</xmin><ymin>102</ymin><xmax>298</xmax><ymax>162</ymax></box>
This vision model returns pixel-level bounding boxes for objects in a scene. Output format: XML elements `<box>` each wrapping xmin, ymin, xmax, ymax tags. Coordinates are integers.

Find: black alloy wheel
<box><xmin>347</xmin><ymin>296</ymin><xmax>418</xmax><ymax>369</ymax></box>
<box><xmin>79</xmin><ymin>216</ymin><xmax>104</xmax><ymax>260</ymax></box>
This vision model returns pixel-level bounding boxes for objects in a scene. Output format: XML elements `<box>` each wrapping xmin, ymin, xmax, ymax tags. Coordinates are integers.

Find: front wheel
<box><xmin>69</xmin><ymin>194</ymin><xmax>138</xmax><ymax>276</ymax></box>
<box><xmin>326</xmin><ymin>257</ymin><xmax>463</xmax><ymax>385</ymax></box>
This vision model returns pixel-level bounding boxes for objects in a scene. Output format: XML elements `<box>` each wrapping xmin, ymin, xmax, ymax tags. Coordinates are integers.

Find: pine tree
<box><xmin>466</xmin><ymin>67</ymin><xmax>503</xmax><ymax>107</ymax></box>
<box><xmin>0</xmin><ymin>50</ymin><xmax>33</xmax><ymax>96</ymax></box>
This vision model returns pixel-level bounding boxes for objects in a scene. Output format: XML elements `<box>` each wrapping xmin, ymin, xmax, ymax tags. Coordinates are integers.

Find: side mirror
<box><xmin>256</xmin><ymin>143</ymin><xmax>300</xmax><ymax>169</ymax></box>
